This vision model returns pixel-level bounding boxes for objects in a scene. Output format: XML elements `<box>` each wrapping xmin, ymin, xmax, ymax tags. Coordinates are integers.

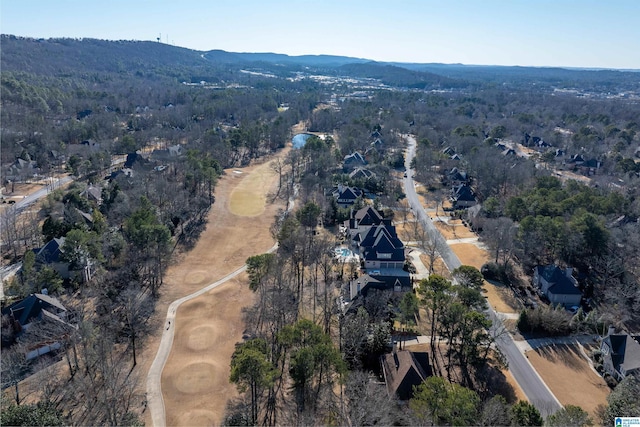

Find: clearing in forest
<box><xmin>140</xmin><ymin>151</ymin><xmax>287</xmax><ymax>426</ymax></box>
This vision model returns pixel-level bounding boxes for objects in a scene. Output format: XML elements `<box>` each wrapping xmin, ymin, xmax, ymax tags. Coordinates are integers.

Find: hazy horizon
<box><xmin>2</xmin><ymin>0</ymin><xmax>639</xmax><ymax>70</ymax></box>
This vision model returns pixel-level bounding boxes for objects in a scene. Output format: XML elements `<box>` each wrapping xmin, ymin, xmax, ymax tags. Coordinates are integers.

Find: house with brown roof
<box><xmin>80</xmin><ymin>184</ymin><xmax>102</xmax><ymax>205</ymax></box>
<box><xmin>381</xmin><ymin>347</ymin><xmax>431</xmax><ymax>400</ymax></box>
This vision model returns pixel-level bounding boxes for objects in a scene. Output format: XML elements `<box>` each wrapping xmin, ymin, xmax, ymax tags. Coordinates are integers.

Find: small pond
<box><xmin>292</xmin><ymin>133</ymin><xmax>313</xmax><ymax>149</ymax></box>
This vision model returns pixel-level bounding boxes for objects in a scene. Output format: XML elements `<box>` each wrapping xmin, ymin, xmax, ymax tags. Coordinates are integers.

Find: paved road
<box><xmin>402</xmin><ymin>134</ymin><xmax>562</xmax><ymax>417</ymax></box>
<box><xmin>0</xmin><ymin>262</ymin><xmax>21</xmax><ymax>300</ymax></box>
<box><xmin>13</xmin><ymin>176</ymin><xmax>74</xmax><ymax>213</ymax></box>
<box><xmin>403</xmin><ymin>138</ymin><xmax>460</xmax><ymax>273</ymax></box>
<box><xmin>1</xmin><ymin>176</ymin><xmax>73</xmax><ymax>298</ymax></box>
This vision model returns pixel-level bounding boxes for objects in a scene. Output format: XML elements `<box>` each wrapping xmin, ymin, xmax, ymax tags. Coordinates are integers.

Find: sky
<box><xmin>1</xmin><ymin>0</ymin><xmax>639</xmax><ymax>69</ymax></box>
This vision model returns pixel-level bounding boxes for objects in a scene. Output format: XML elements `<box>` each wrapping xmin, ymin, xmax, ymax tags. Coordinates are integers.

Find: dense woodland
<box><xmin>1</xmin><ymin>35</ymin><xmax>640</xmax><ymax>425</ymax></box>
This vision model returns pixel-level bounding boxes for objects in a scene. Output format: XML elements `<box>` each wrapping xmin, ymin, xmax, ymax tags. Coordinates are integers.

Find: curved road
<box><xmin>403</xmin><ymin>134</ymin><xmax>561</xmax><ymax>417</ymax></box>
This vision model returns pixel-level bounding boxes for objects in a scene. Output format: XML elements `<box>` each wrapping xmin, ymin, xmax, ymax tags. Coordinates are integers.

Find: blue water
<box><xmin>292</xmin><ymin>133</ymin><xmax>313</xmax><ymax>149</ymax></box>
<box><xmin>335</xmin><ymin>248</ymin><xmax>354</xmax><ymax>257</ymax></box>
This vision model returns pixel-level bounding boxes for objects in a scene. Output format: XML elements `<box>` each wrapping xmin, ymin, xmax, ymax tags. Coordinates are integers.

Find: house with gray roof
<box><xmin>601</xmin><ymin>327</ymin><xmax>640</xmax><ymax>381</ymax></box>
<box><xmin>33</xmin><ymin>237</ymin><xmax>69</xmax><ymax>279</ymax></box>
<box><xmin>2</xmin><ymin>293</ymin><xmax>74</xmax><ymax>359</ymax></box>
<box><xmin>349</xmin><ymin>167</ymin><xmax>375</xmax><ymax>180</ymax></box>
<box><xmin>344</xmin><ymin>206</ymin><xmax>386</xmax><ymax>243</ymax></box>
<box><xmin>332</xmin><ymin>184</ymin><xmax>363</xmax><ymax>207</ymax></box>
<box><xmin>451</xmin><ymin>184</ymin><xmax>477</xmax><ymax>209</ymax></box>
<box><xmin>343</xmin><ymin>151</ymin><xmax>367</xmax><ymax>172</ymax></box>
<box><xmin>533</xmin><ymin>265</ymin><xmax>582</xmax><ymax>307</ymax></box>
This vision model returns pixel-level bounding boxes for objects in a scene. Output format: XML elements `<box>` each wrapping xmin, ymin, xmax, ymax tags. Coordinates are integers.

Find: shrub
<box><xmin>481</xmin><ymin>262</ymin><xmax>501</xmax><ymax>281</ymax></box>
<box><xmin>516</xmin><ymin>305</ymin><xmax>573</xmax><ymax>336</ymax></box>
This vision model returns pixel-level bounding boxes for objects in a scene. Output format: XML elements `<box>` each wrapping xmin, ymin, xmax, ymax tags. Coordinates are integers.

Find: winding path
<box><xmin>145</xmin><ymin>165</ymin><xmax>295</xmax><ymax>425</ymax></box>
<box><xmin>145</xmin><ymin>244</ymin><xmax>282</xmax><ymax>426</ymax></box>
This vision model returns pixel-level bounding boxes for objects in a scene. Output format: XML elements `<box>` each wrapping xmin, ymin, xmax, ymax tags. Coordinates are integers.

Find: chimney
<box><xmin>608</xmin><ymin>325</ymin><xmax>616</xmax><ymax>337</ymax></box>
<box><xmin>392</xmin><ymin>342</ymin><xmax>400</xmax><ymax>370</ymax></box>
<box><xmin>565</xmin><ymin>267</ymin><xmax>573</xmax><ymax>278</ymax></box>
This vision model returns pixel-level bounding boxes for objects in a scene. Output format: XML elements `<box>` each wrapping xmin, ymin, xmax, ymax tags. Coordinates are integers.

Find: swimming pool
<box><xmin>338</xmin><ymin>248</ymin><xmax>352</xmax><ymax>257</ymax></box>
<box><xmin>335</xmin><ymin>247</ymin><xmax>357</xmax><ymax>259</ymax></box>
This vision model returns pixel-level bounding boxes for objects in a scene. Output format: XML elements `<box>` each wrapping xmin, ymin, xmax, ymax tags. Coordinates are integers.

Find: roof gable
<box><xmin>35</xmin><ymin>237</ymin><xmax>66</xmax><ymax>264</ymax></box>
<box><xmin>452</xmin><ymin>184</ymin><xmax>475</xmax><ymax>202</ymax></box>
<box><xmin>607</xmin><ymin>334</ymin><xmax>640</xmax><ymax>375</ymax></box>
<box><xmin>537</xmin><ymin>265</ymin><xmax>581</xmax><ymax>295</ymax></box>
<box><xmin>349</xmin><ymin>167</ymin><xmax>375</xmax><ymax>180</ymax></box>
<box><xmin>360</xmin><ymin>224</ymin><xmax>397</xmax><ymax>248</ymax></box>
<box><xmin>2</xmin><ymin>293</ymin><xmax>67</xmax><ymax>326</ymax></box>
<box><xmin>335</xmin><ymin>186</ymin><xmax>363</xmax><ymax>202</ymax></box>
<box><xmin>343</xmin><ymin>151</ymin><xmax>366</xmax><ymax>164</ymax></box>
<box><xmin>381</xmin><ymin>350</ymin><xmax>431</xmax><ymax>400</ymax></box>
<box><xmin>353</xmin><ymin>206</ymin><xmax>384</xmax><ymax>225</ymax></box>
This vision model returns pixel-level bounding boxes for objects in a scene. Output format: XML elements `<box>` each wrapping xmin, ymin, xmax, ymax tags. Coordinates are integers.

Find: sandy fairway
<box><xmin>162</xmin><ymin>275</ymin><xmax>254</xmax><ymax>426</ymax></box>
<box><xmin>141</xmin><ymin>151</ymin><xmax>288</xmax><ymax>426</ymax></box>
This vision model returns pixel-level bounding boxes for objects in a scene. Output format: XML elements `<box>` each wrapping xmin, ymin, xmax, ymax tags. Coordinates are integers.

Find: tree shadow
<box><xmin>534</xmin><ymin>343</ymin><xmax>587</xmax><ymax>372</ymax></box>
<box><xmin>475</xmin><ymin>364</ymin><xmax>518</xmax><ymax>403</ymax></box>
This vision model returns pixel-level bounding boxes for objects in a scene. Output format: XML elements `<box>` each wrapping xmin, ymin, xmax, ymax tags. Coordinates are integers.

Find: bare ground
<box><xmin>526</xmin><ymin>344</ymin><xmax>609</xmax><ymax>417</ymax></box>
<box><xmin>449</xmin><ymin>242</ymin><xmax>489</xmax><ymax>270</ymax></box>
<box><xmin>433</xmin><ymin>219</ymin><xmax>477</xmax><ymax>240</ymax></box>
<box><xmin>483</xmin><ymin>280</ymin><xmax>522</xmax><ymax>314</ymax></box>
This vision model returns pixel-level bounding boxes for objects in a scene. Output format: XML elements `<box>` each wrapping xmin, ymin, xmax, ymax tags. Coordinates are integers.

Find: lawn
<box><xmin>526</xmin><ymin>344</ymin><xmax>610</xmax><ymax>418</ymax></box>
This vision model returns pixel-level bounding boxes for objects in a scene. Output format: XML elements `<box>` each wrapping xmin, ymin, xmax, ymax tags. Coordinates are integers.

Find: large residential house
<box><xmin>446</xmin><ymin>167</ymin><xmax>470</xmax><ymax>186</ymax></box>
<box><xmin>1</xmin><ymin>293</ymin><xmax>75</xmax><ymax>360</ymax></box>
<box><xmin>349</xmin><ymin>167</ymin><xmax>375</xmax><ymax>180</ymax></box>
<box><xmin>533</xmin><ymin>265</ymin><xmax>582</xmax><ymax>307</ymax></box>
<box><xmin>79</xmin><ymin>184</ymin><xmax>102</xmax><ymax>205</ymax></box>
<box><xmin>343</xmin><ymin>151</ymin><xmax>367</xmax><ymax>172</ymax></box>
<box><xmin>33</xmin><ymin>237</ymin><xmax>69</xmax><ymax>279</ymax></box>
<box><xmin>358</xmin><ymin>224</ymin><xmax>405</xmax><ymax>271</ymax></box>
<box><xmin>450</xmin><ymin>183</ymin><xmax>477</xmax><ymax>209</ymax></box>
<box><xmin>601</xmin><ymin>327</ymin><xmax>640</xmax><ymax>381</ymax></box>
<box><xmin>344</xmin><ymin>205</ymin><xmax>386</xmax><ymax>244</ymax></box>
<box><xmin>349</xmin><ymin>274</ymin><xmax>411</xmax><ymax>300</ymax></box>
<box><xmin>343</xmin><ymin>206</ymin><xmax>411</xmax><ymax>304</ymax></box>
<box><xmin>151</xmin><ymin>144</ymin><xmax>184</xmax><ymax>160</ymax></box>
<box><xmin>32</xmin><ymin>237</ymin><xmax>94</xmax><ymax>283</ymax></box>
<box><xmin>332</xmin><ymin>184</ymin><xmax>363</xmax><ymax>207</ymax></box>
